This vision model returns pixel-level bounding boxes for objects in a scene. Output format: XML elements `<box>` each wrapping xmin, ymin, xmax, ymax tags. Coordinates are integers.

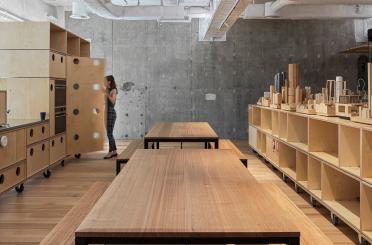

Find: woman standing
<box><xmin>103</xmin><ymin>75</ymin><xmax>118</xmax><ymax>159</ymax></box>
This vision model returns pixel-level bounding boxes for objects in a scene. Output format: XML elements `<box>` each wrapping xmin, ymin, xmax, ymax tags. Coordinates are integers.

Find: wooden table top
<box><xmin>76</xmin><ymin>149</ymin><xmax>299</xmax><ymax>240</ymax></box>
<box><xmin>144</xmin><ymin>122</ymin><xmax>218</xmax><ymax>139</ymax></box>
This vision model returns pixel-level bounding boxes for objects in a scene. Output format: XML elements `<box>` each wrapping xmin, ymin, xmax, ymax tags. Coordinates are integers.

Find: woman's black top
<box><xmin>107</xmin><ymin>88</ymin><xmax>116</xmax><ymax>111</ymax></box>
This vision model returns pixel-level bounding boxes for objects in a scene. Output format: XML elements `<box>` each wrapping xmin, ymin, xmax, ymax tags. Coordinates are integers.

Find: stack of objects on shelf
<box><xmin>296</xmin><ymin>86</ymin><xmax>316</xmax><ymax>115</ymax></box>
<box><xmin>281</xmin><ymin>64</ymin><xmax>301</xmax><ymax>111</ymax></box>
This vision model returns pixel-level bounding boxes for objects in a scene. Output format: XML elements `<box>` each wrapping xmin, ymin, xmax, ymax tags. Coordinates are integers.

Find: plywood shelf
<box><xmin>252</xmin><ymin>107</ymin><xmax>261</xmax><ymax>127</ymax></box>
<box><xmin>287</xmin><ymin>114</ymin><xmax>308</xmax><ymax>148</ymax></box>
<box><xmin>296</xmin><ymin>150</ymin><xmax>308</xmax><ymax>182</ymax></box>
<box><xmin>279</xmin><ymin>111</ymin><xmax>287</xmax><ymax>140</ymax></box>
<box><xmin>309</xmin><ymin>118</ymin><xmax>339</xmax><ymax>165</ymax></box>
<box><xmin>67</xmin><ymin>32</ymin><xmax>81</xmax><ymax>56</ymax></box>
<box><xmin>272</xmin><ymin>111</ymin><xmax>279</xmax><ymax>136</ymax></box>
<box><xmin>279</xmin><ymin>142</ymin><xmax>296</xmax><ymax>176</ymax></box>
<box><xmin>362</xmin><ymin>129</ymin><xmax>372</xmax><ymax>182</ymax></box>
<box><xmin>80</xmin><ymin>39</ymin><xmax>91</xmax><ymax>57</ymax></box>
<box><xmin>339</xmin><ymin>125</ymin><xmax>360</xmax><ymax>176</ymax></box>
<box><xmin>308</xmin><ymin>156</ymin><xmax>322</xmax><ymax>192</ymax></box>
<box><xmin>322</xmin><ymin>164</ymin><xmax>360</xmax><ymax>230</ymax></box>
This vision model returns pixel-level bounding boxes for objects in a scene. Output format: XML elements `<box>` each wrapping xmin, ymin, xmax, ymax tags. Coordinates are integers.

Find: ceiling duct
<box><xmin>70</xmin><ymin>0</ymin><xmax>90</xmax><ymax>19</ymax></box>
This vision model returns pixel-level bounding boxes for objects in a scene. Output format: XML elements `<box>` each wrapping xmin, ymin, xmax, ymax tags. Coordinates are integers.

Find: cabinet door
<box><xmin>66</xmin><ymin>57</ymin><xmax>105</xmax><ymax>155</ymax></box>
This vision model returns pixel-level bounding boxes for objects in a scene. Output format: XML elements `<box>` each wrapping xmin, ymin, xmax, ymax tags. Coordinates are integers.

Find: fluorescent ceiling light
<box><xmin>0</xmin><ymin>9</ymin><xmax>24</xmax><ymax>22</ymax></box>
<box><xmin>70</xmin><ymin>0</ymin><xmax>90</xmax><ymax>19</ymax></box>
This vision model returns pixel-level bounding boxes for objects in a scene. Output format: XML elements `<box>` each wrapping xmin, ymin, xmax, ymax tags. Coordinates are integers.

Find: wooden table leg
<box><xmin>214</xmin><ymin>139</ymin><xmax>219</xmax><ymax>149</ymax></box>
<box><xmin>156</xmin><ymin>142</ymin><xmax>159</xmax><ymax>149</ymax></box>
<box><xmin>144</xmin><ymin>140</ymin><xmax>149</xmax><ymax>149</ymax></box>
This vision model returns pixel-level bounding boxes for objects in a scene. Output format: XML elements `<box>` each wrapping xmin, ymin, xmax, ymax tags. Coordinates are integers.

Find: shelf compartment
<box><xmin>248</xmin><ymin>126</ymin><xmax>258</xmax><ymax>150</ymax></box>
<box><xmin>252</xmin><ymin>107</ymin><xmax>261</xmax><ymax>127</ymax></box>
<box><xmin>50</xmin><ymin>23</ymin><xmax>67</xmax><ymax>54</ymax></box>
<box><xmin>279</xmin><ymin>142</ymin><xmax>296</xmax><ymax>179</ymax></box>
<box><xmin>266</xmin><ymin>135</ymin><xmax>279</xmax><ymax>165</ymax></box>
<box><xmin>261</xmin><ymin>108</ymin><xmax>272</xmax><ymax>133</ymax></box>
<box><xmin>80</xmin><ymin>39</ymin><xmax>91</xmax><ymax>57</ymax></box>
<box><xmin>309</xmin><ymin>119</ymin><xmax>339</xmax><ymax>166</ymax></box>
<box><xmin>279</xmin><ymin>112</ymin><xmax>287</xmax><ymax>140</ymax></box>
<box><xmin>287</xmin><ymin>114</ymin><xmax>308</xmax><ymax>151</ymax></box>
<box><xmin>362</xmin><ymin>129</ymin><xmax>372</xmax><ymax>184</ymax></box>
<box><xmin>272</xmin><ymin>111</ymin><xmax>279</xmax><ymax>136</ymax></box>
<box><xmin>361</xmin><ymin>183</ymin><xmax>372</xmax><ymax>242</ymax></box>
<box><xmin>339</xmin><ymin>125</ymin><xmax>361</xmax><ymax>177</ymax></box>
<box><xmin>296</xmin><ymin>150</ymin><xmax>308</xmax><ymax>183</ymax></box>
<box><xmin>308</xmin><ymin>156</ymin><xmax>322</xmax><ymax>194</ymax></box>
<box><xmin>322</xmin><ymin>164</ymin><xmax>360</xmax><ymax>230</ymax></box>
<box><xmin>67</xmin><ymin>32</ymin><xmax>81</xmax><ymax>56</ymax></box>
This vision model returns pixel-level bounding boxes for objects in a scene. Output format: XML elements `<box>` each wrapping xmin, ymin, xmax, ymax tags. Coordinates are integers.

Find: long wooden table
<box><xmin>75</xmin><ymin>149</ymin><xmax>300</xmax><ymax>245</ymax></box>
<box><xmin>144</xmin><ymin>122</ymin><xmax>219</xmax><ymax>149</ymax></box>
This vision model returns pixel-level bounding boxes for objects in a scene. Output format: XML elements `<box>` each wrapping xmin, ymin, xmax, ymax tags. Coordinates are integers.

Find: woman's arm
<box><xmin>106</xmin><ymin>89</ymin><xmax>117</xmax><ymax>105</ymax></box>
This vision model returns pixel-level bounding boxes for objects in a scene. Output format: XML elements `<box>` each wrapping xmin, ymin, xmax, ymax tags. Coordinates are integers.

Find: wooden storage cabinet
<box><xmin>279</xmin><ymin>142</ymin><xmax>296</xmax><ymax>179</ymax></box>
<box><xmin>0</xmin><ymin>129</ymin><xmax>26</xmax><ymax>170</ymax></box>
<box><xmin>339</xmin><ymin>125</ymin><xmax>361</xmax><ymax>177</ymax></box>
<box><xmin>49</xmin><ymin>134</ymin><xmax>66</xmax><ymax>165</ymax></box>
<box><xmin>287</xmin><ymin>114</ymin><xmax>308</xmax><ymax>151</ymax></box>
<box><xmin>309</xmin><ymin>119</ymin><xmax>339</xmax><ymax>166</ymax></box>
<box><xmin>361</xmin><ymin>183</ymin><xmax>372</xmax><ymax>242</ymax></box>
<box><xmin>0</xmin><ymin>50</ymin><xmax>66</xmax><ymax>79</ymax></box>
<box><xmin>248</xmin><ymin>126</ymin><xmax>257</xmax><ymax>149</ymax></box>
<box><xmin>322</xmin><ymin>164</ymin><xmax>360</xmax><ymax>230</ymax></box>
<box><xmin>252</xmin><ymin>106</ymin><xmax>261</xmax><ymax>127</ymax></box>
<box><xmin>296</xmin><ymin>151</ymin><xmax>308</xmax><ymax>185</ymax></box>
<box><xmin>27</xmin><ymin>140</ymin><xmax>49</xmax><ymax>177</ymax></box>
<box><xmin>0</xmin><ymin>161</ymin><xmax>26</xmax><ymax>193</ymax></box>
<box><xmin>27</xmin><ymin>123</ymin><xmax>49</xmax><ymax>145</ymax></box>
<box><xmin>362</xmin><ymin>129</ymin><xmax>372</xmax><ymax>184</ymax></box>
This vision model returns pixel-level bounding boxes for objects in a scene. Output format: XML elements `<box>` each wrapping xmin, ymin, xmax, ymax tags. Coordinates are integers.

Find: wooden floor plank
<box><xmin>0</xmin><ymin>140</ymin><xmax>359</xmax><ymax>244</ymax></box>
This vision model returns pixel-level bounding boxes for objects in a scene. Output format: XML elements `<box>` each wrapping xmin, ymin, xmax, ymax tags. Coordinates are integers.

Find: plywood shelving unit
<box><xmin>248</xmin><ymin>104</ymin><xmax>372</xmax><ymax>242</ymax></box>
<box><xmin>339</xmin><ymin>125</ymin><xmax>361</xmax><ymax>177</ymax></box>
<box><xmin>309</xmin><ymin>118</ymin><xmax>339</xmax><ymax>166</ymax></box>
<box><xmin>287</xmin><ymin>114</ymin><xmax>308</xmax><ymax>151</ymax></box>
<box><xmin>322</xmin><ymin>164</ymin><xmax>360</xmax><ymax>230</ymax></box>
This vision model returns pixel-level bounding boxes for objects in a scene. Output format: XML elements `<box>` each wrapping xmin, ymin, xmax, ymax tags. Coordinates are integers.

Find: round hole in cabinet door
<box><xmin>73</xmin><ymin>109</ymin><xmax>79</xmax><ymax>115</ymax></box>
<box><xmin>52</xmin><ymin>54</ymin><xmax>55</xmax><ymax>61</ymax></box>
<box><xmin>30</xmin><ymin>148</ymin><xmax>34</xmax><ymax>156</ymax></box>
<box><xmin>92</xmin><ymin>83</ymin><xmax>100</xmax><ymax>91</ymax></box>
<box><xmin>74</xmin><ymin>134</ymin><xmax>79</xmax><ymax>141</ymax></box>
<box><xmin>60</xmin><ymin>56</ymin><xmax>63</xmax><ymax>63</ymax></box>
<box><xmin>16</xmin><ymin>167</ymin><xmax>20</xmax><ymax>176</ymax></box>
<box><xmin>52</xmin><ymin>140</ymin><xmax>55</xmax><ymax>147</ymax></box>
<box><xmin>30</xmin><ymin>129</ymin><xmax>34</xmax><ymax>137</ymax></box>
<box><xmin>93</xmin><ymin>132</ymin><xmax>100</xmax><ymax>139</ymax></box>
<box><xmin>92</xmin><ymin>108</ymin><xmax>99</xmax><ymax>115</ymax></box>
<box><xmin>73</xmin><ymin>83</ymin><xmax>79</xmax><ymax>90</ymax></box>
<box><xmin>60</xmin><ymin>137</ymin><xmax>64</xmax><ymax>143</ymax></box>
<box><xmin>50</xmin><ymin>84</ymin><xmax>54</xmax><ymax>91</ymax></box>
<box><xmin>0</xmin><ymin>174</ymin><xmax>4</xmax><ymax>184</ymax></box>
<box><xmin>42</xmin><ymin>144</ymin><xmax>45</xmax><ymax>151</ymax></box>
<box><xmin>73</xmin><ymin>58</ymin><xmax>79</xmax><ymax>64</ymax></box>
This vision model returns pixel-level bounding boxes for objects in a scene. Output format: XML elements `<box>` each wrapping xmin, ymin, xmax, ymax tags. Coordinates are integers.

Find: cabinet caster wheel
<box><xmin>294</xmin><ymin>184</ymin><xmax>300</xmax><ymax>193</ymax></box>
<box><xmin>61</xmin><ymin>160</ymin><xmax>65</xmax><ymax>167</ymax></box>
<box><xmin>331</xmin><ymin>213</ymin><xmax>339</xmax><ymax>226</ymax></box>
<box><xmin>360</xmin><ymin>237</ymin><xmax>370</xmax><ymax>245</ymax></box>
<box><xmin>282</xmin><ymin>174</ymin><xmax>288</xmax><ymax>183</ymax></box>
<box><xmin>43</xmin><ymin>169</ymin><xmax>51</xmax><ymax>178</ymax></box>
<box><xmin>15</xmin><ymin>184</ymin><xmax>24</xmax><ymax>193</ymax></box>
<box><xmin>310</xmin><ymin>196</ymin><xmax>317</xmax><ymax>207</ymax></box>
<box><xmin>74</xmin><ymin>154</ymin><xmax>81</xmax><ymax>159</ymax></box>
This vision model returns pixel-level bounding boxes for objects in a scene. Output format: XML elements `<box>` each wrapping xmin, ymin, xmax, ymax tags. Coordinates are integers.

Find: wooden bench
<box><xmin>116</xmin><ymin>140</ymin><xmax>143</xmax><ymax>174</ymax></box>
<box><xmin>218</xmin><ymin>139</ymin><xmax>248</xmax><ymax>167</ymax></box>
<box><xmin>39</xmin><ymin>182</ymin><xmax>108</xmax><ymax>245</ymax></box>
<box><xmin>262</xmin><ymin>183</ymin><xmax>333</xmax><ymax>245</ymax></box>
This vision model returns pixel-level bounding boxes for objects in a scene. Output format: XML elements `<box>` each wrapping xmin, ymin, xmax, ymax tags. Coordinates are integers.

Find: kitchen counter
<box><xmin>0</xmin><ymin>119</ymin><xmax>49</xmax><ymax>133</ymax></box>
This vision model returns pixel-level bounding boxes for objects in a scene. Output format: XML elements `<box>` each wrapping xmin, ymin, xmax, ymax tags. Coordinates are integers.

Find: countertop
<box><xmin>0</xmin><ymin>119</ymin><xmax>49</xmax><ymax>133</ymax></box>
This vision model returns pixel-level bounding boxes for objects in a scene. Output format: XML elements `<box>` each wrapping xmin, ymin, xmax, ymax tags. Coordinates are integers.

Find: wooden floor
<box><xmin>0</xmin><ymin>140</ymin><xmax>359</xmax><ymax>245</ymax></box>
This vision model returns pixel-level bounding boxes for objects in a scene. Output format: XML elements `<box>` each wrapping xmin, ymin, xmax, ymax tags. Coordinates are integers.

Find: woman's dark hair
<box><xmin>105</xmin><ymin>75</ymin><xmax>117</xmax><ymax>91</ymax></box>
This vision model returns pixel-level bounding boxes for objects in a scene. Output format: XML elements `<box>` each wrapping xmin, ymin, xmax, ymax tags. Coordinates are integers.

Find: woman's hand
<box><xmin>102</xmin><ymin>85</ymin><xmax>108</xmax><ymax>95</ymax></box>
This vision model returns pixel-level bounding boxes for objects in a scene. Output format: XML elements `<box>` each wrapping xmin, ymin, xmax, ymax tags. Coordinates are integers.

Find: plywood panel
<box><xmin>0</xmin><ymin>161</ymin><xmax>26</xmax><ymax>193</ymax></box>
<box><xmin>66</xmin><ymin>57</ymin><xmax>105</xmax><ymax>155</ymax></box>
<box><xmin>26</xmin><ymin>123</ymin><xmax>49</xmax><ymax>145</ymax></box>
<box><xmin>339</xmin><ymin>125</ymin><xmax>360</xmax><ymax>169</ymax></box>
<box><xmin>49</xmin><ymin>134</ymin><xmax>66</xmax><ymax>165</ymax></box>
<box><xmin>80</xmin><ymin>40</ymin><xmax>90</xmax><ymax>57</ymax></box>
<box><xmin>27</xmin><ymin>140</ymin><xmax>49</xmax><ymax>177</ymax></box>
<box><xmin>248</xmin><ymin>125</ymin><xmax>257</xmax><ymax>149</ymax></box>
<box><xmin>0</xmin><ymin>78</ymin><xmax>50</xmax><ymax>120</ymax></box>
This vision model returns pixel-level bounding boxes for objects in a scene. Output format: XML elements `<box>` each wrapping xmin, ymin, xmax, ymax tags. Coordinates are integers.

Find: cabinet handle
<box><xmin>50</xmin><ymin>84</ymin><xmax>54</xmax><ymax>92</ymax></box>
<box><xmin>0</xmin><ymin>174</ymin><xmax>4</xmax><ymax>184</ymax></box>
<box><xmin>30</xmin><ymin>148</ymin><xmax>34</xmax><ymax>156</ymax></box>
<box><xmin>52</xmin><ymin>54</ymin><xmax>55</xmax><ymax>61</ymax></box>
<box><xmin>60</xmin><ymin>56</ymin><xmax>63</xmax><ymax>63</ymax></box>
<box><xmin>42</xmin><ymin>126</ymin><xmax>45</xmax><ymax>134</ymax></box>
<box><xmin>51</xmin><ymin>140</ymin><xmax>55</xmax><ymax>147</ymax></box>
<box><xmin>42</xmin><ymin>144</ymin><xmax>45</xmax><ymax>151</ymax></box>
<box><xmin>30</xmin><ymin>129</ymin><xmax>33</xmax><ymax>137</ymax></box>
<box><xmin>60</xmin><ymin>137</ymin><xmax>64</xmax><ymax>143</ymax></box>
<box><xmin>16</xmin><ymin>167</ymin><xmax>20</xmax><ymax>176</ymax></box>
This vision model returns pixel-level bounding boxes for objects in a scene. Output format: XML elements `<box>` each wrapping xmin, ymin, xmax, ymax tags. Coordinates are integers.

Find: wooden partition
<box><xmin>272</xmin><ymin>111</ymin><xmax>279</xmax><ymax>136</ymax></box>
<box><xmin>248</xmin><ymin>126</ymin><xmax>257</xmax><ymax>150</ymax></box>
<box><xmin>361</xmin><ymin>184</ymin><xmax>372</xmax><ymax>242</ymax></box>
<box><xmin>266</xmin><ymin>135</ymin><xmax>279</xmax><ymax>165</ymax></box>
<box><xmin>279</xmin><ymin>142</ymin><xmax>296</xmax><ymax>179</ymax></box>
<box><xmin>322</xmin><ymin>164</ymin><xmax>360</xmax><ymax>230</ymax></box>
<box><xmin>362</xmin><ymin>129</ymin><xmax>372</xmax><ymax>184</ymax></box>
<box><xmin>252</xmin><ymin>107</ymin><xmax>261</xmax><ymax>127</ymax></box>
<box><xmin>296</xmin><ymin>151</ymin><xmax>308</xmax><ymax>184</ymax></box>
<box><xmin>308</xmin><ymin>156</ymin><xmax>322</xmax><ymax>199</ymax></box>
<box><xmin>309</xmin><ymin>119</ymin><xmax>339</xmax><ymax>166</ymax></box>
<box><xmin>339</xmin><ymin>125</ymin><xmax>361</xmax><ymax>177</ymax></box>
<box><xmin>279</xmin><ymin>112</ymin><xmax>287</xmax><ymax>140</ymax></box>
<box><xmin>260</xmin><ymin>132</ymin><xmax>267</xmax><ymax>156</ymax></box>
<box><xmin>261</xmin><ymin>108</ymin><xmax>272</xmax><ymax>132</ymax></box>
<box><xmin>287</xmin><ymin>114</ymin><xmax>308</xmax><ymax>151</ymax></box>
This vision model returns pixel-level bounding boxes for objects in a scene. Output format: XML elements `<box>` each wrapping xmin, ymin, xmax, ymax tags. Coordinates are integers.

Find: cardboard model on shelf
<box><xmin>314</xmin><ymin>80</ymin><xmax>337</xmax><ymax>116</ymax></box>
<box><xmin>281</xmin><ymin>64</ymin><xmax>300</xmax><ymax>111</ymax></box>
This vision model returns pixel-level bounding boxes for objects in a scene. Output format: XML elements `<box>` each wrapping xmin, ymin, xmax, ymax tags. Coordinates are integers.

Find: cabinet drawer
<box><xmin>27</xmin><ymin>141</ymin><xmax>49</xmax><ymax>177</ymax></box>
<box><xmin>0</xmin><ymin>161</ymin><xmax>26</xmax><ymax>193</ymax></box>
<box><xmin>27</xmin><ymin>123</ymin><xmax>49</xmax><ymax>145</ymax></box>
<box><xmin>50</xmin><ymin>134</ymin><xmax>66</xmax><ymax>164</ymax></box>
<box><xmin>0</xmin><ymin>129</ymin><xmax>26</xmax><ymax>170</ymax></box>
<box><xmin>0</xmin><ymin>50</ymin><xmax>66</xmax><ymax>78</ymax></box>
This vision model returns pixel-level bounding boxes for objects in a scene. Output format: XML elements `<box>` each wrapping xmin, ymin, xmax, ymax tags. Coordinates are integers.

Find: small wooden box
<box><xmin>0</xmin><ymin>91</ymin><xmax>6</xmax><ymax>125</ymax></box>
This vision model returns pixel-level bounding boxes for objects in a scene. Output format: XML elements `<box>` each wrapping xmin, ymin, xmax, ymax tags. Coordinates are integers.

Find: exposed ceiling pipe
<box><xmin>271</xmin><ymin>0</ymin><xmax>372</xmax><ymax>13</ymax></box>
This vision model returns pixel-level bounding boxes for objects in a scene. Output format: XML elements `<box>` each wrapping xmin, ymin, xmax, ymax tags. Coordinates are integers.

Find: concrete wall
<box><xmin>66</xmin><ymin>15</ymin><xmax>357</xmax><ymax>139</ymax></box>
